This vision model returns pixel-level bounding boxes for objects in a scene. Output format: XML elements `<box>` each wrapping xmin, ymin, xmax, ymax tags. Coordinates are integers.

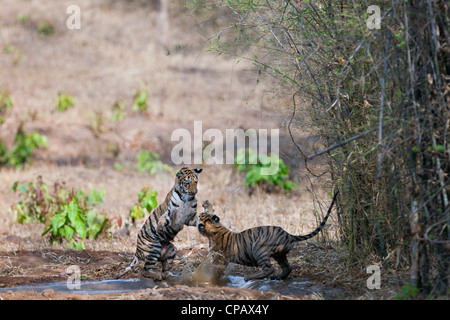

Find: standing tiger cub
<box><xmin>115</xmin><ymin>167</ymin><xmax>202</xmax><ymax>280</ymax></box>
<box><xmin>197</xmin><ymin>191</ymin><xmax>339</xmax><ymax>281</ymax></box>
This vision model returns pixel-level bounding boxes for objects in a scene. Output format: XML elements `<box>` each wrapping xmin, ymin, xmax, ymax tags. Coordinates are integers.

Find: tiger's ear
<box><xmin>194</xmin><ymin>168</ymin><xmax>203</xmax><ymax>174</ymax></box>
<box><xmin>176</xmin><ymin>167</ymin><xmax>188</xmax><ymax>178</ymax></box>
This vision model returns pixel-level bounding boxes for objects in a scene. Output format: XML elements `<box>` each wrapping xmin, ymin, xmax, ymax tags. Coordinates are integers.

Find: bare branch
<box><xmin>306</xmin><ymin>128</ymin><xmax>376</xmax><ymax>160</ymax></box>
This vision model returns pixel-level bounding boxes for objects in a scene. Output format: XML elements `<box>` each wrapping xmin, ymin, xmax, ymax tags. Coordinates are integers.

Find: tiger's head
<box><xmin>197</xmin><ymin>200</ymin><xmax>221</xmax><ymax>235</ymax></box>
<box><xmin>175</xmin><ymin>167</ymin><xmax>202</xmax><ymax>199</ymax></box>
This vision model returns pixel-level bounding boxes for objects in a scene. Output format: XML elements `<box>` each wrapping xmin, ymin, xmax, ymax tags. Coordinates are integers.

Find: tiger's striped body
<box><xmin>198</xmin><ymin>192</ymin><xmax>339</xmax><ymax>281</ymax></box>
<box><xmin>115</xmin><ymin>167</ymin><xmax>202</xmax><ymax>280</ymax></box>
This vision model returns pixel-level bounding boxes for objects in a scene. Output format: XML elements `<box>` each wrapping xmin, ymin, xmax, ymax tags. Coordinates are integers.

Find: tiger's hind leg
<box><xmin>141</xmin><ymin>241</ymin><xmax>165</xmax><ymax>280</ymax></box>
<box><xmin>244</xmin><ymin>251</ymin><xmax>275</xmax><ymax>281</ymax></box>
<box><xmin>160</xmin><ymin>243</ymin><xmax>176</xmax><ymax>279</ymax></box>
<box><xmin>270</xmin><ymin>254</ymin><xmax>292</xmax><ymax>280</ymax></box>
<box><xmin>244</xmin><ymin>262</ymin><xmax>275</xmax><ymax>281</ymax></box>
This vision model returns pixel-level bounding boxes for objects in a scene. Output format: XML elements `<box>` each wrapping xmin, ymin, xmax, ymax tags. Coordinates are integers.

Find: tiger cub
<box><xmin>197</xmin><ymin>192</ymin><xmax>339</xmax><ymax>281</ymax></box>
<box><xmin>115</xmin><ymin>167</ymin><xmax>202</xmax><ymax>280</ymax></box>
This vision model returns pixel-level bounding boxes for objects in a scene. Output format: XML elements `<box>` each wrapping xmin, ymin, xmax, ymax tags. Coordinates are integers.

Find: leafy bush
<box><xmin>11</xmin><ymin>176</ymin><xmax>109</xmax><ymax>250</ymax></box>
<box><xmin>136</xmin><ymin>150</ymin><xmax>172</xmax><ymax>175</ymax></box>
<box><xmin>0</xmin><ymin>91</ymin><xmax>47</xmax><ymax>168</ymax></box>
<box><xmin>0</xmin><ymin>95</ymin><xmax>47</xmax><ymax>168</ymax></box>
<box><xmin>130</xmin><ymin>187</ymin><xmax>158</xmax><ymax>222</ymax></box>
<box><xmin>110</xmin><ymin>100</ymin><xmax>125</xmax><ymax>122</ymax></box>
<box><xmin>132</xmin><ymin>86</ymin><xmax>148</xmax><ymax>112</ymax></box>
<box><xmin>54</xmin><ymin>92</ymin><xmax>75</xmax><ymax>111</ymax></box>
<box><xmin>235</xmin><ymin>148</ymin><xmax>297</xmax><ymax>194</ymax></box>
<box><xmin>11</xmin><ymin>176</ymin><xmax>51</xmax><ymax>224</ymax></box>
<box><xmin>38</xmin><ymin>21</ymin><xmax>55</xmax><ymax>38</ymax></box>
<box><xmin>0</xmin><ymin>89</ymin><xmax>13</xmax><ymax>124</ymax></box>
<box><xmin>395</xmin><ymin>283</ymin><xmax>420</xmax><ymax>300</ymax></box>
<box><xmin>4</xmin><ymin>125</ymin><xmax>47</xmax><ymax>168</ymax></box>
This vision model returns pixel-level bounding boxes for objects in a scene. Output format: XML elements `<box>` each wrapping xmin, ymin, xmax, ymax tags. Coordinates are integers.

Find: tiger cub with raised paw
<box><xmin>197</xmin><ymin>192</ymin><xmax>339</xmax><ymax>281</ymax></box>
<box><xmin>115</xmin><ymin>167</ymin><xmax>202</xmax><ymax>280</ymax></box>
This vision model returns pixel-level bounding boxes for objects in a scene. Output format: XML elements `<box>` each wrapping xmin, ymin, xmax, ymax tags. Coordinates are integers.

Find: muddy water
<box><xmin>0</xmin><ymin>255</ymin><xmax>343</xmax><ymax>297</ymax></box>
<box><xmin>0</xmin><ymin>276</ymin><xmax>343</xmax><ymax>298</ymax></box>
<box><xmin>0</xmin><ymin>278</ymin><xmax>157</xmax><ymax>295</ymax></box>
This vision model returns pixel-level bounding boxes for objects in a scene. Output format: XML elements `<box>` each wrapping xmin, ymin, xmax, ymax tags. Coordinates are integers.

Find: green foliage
<box><xmin>38</xmin><ymin>21</ymin><xmax>55</xmax><ymax>38</ymax></box>
<box><xmin>136</xmin><ymin>150</ymin><xmax>172</xmax><ymax>175</ymax></box>
<box><xmin>0</xmin><ymin>124</ymin><xmax>47</xmax><ymax>169</ymax></box>
<box><xmin>110</xmin><ymin>100</ymin><xmax>125</xmax><ymax>122</ymax></box>
<box><xmin>113</xmin><ymin>162</ymin><xmax>123</xmax><ymax>171</ymax></box>
<box><xmin>16</xmin><ymin>13</ymin><xmax>30</xmax><ymax>23</ymax></box>
<box><xmin>6</xmin><ymin>126</ymin><xmax>47</xmax><ymax>168</ymax></box>
<box><xmin>0</xmin><ymin>89</ymin><xmax>47</xmax><ymax>169</ymax></box>
<box><xmin>132</xmin><ymin>86</ymin><xmax>148</xmax><ymax>112</ymax></box>
<box><xmin>395</xmin><ymin>283</ymin><xmax>420</xmax><ymax>300</ymax></box>
<box><xmin>0</xmin><ymin>89</ymin><xmax>13</xmax><ymax>124</ymax></box>
<box><xmin>11</xmin><ymin>176</ymin><xmax>109</xmax><ymax>250</ymax></box>
<box><xmin>42</xmin><ymin>188</ymin><xmax>109</xmax><ymax>247</ymax></box>
<box><xmin>90</xmin><ymin>111</ymin><xmax>106</xmax><ymax>137</ymax></box>
<box><xmin>3</xmin><ymin>44</ymin><xmax>23</xmax><ymax>65</ymax></box>
<box><xmin>130</xmin><ymin>187</ymin><xmax>158</xmax><ymax>221</ymax></box>
<box><xmin>11</xmin><ymin>176</ymin><xmax>51</xmax><ymax>224</ymax></box>
<box><xmin>54</xmin><ymin>92</ymin><xmax>75</xmax><ymax>111</ymax></box>
<box><xmin>235</xmin><ymin>148</ymin><xmax>298</xmax><ymax>194</ymax></box>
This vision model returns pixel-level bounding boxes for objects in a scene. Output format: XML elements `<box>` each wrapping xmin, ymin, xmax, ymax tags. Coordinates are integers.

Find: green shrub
<box><xmin>0</xmin><ymin>90</ymin><xmax>47</xmax><ymax>168</ymax></box>
<box><xmin>132</xmin><ymin>86</ymin><xmax>148</xmax><ymax>112</ymax></box>
<box><xmin>6</xmin><ymin>125</ymin><xmax>47</xmax><ymax>168</ymax></box>
<box><xmin>235</xmin><ymin>148</ymin><xmax>298</xmax><ymax>194</ymax></box>
<box><xmin>395</xmin><ymin>283</ymin><xmax>420</xmax><ymax>300</ymax></box>
<box><xmin>130</xmin><ymin>187</ymin><xmax>158</xmax><ymax>222</ymax></box>
<box><xmin>0</xmin><ymin>124</ymin><xmax>47</xmax><ymax>169</ymax></box>
<box><xmin>38</xmin><ymin>21</ymin><xmax>55</xmax><ymax>38</ymax></box>
<box><xmin>11</xmin><ymin>176</ymin><xmax>51</xmax><ymax>224</ymax></box>
<box><xmin>11</xmin><ymin>176</ymin><xmax>109</xmax><ymax>250</ymax></box>
<box><xmin>110</xmin><ymin>100</ymin><xmax>125</xmax><ymax>122</ymax></box>
<box><xmin>136</xmin><ymin>150</ymin><xmax>172</xmax><ymax>175</ymax></box>
<box><xmin>54</xmin><ymin>92</ymin><xmax>75</xmax><ymax>111</ymax></box>
<box><xmin>0</xmin><ymin>89</ymin><xmax>13</xmax><ymax>124</ymax></box>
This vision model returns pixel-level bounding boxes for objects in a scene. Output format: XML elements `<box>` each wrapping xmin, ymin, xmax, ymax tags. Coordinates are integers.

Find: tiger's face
<box><xmin>176</xmin><ymin>167</ymin><xmax>202</xmax><ymax>197</ymax></box>
<box><xmin>197</xmin><ymin>212</ymin><xmax>221</xmax><ymax>235</ymax></box>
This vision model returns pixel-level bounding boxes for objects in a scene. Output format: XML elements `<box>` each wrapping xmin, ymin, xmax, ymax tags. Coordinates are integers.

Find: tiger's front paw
<box><xmin>141</xmin><ymin>270</ymin><xmax>165</xmax><ymax>281</ymax></box>
<box><xmin>154</xmin><ymin>273</ymin><xmax>166</xmax><ymax>281</ymax></box>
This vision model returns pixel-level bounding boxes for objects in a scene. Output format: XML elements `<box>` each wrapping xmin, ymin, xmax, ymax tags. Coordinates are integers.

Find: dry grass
<box><xmin>0</xmin><ymin>164</ymin><xmax>334</xmax><ymax>251</ymax></box>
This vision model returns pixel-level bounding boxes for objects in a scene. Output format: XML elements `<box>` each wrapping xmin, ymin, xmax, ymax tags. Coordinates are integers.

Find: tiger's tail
<box><xmin>114</xmin><ymin>256</ymin><xmax>139</xmax><ymax>279</ymax></box>
<box><xmin>293</xmin><ymin>190</ymin><xmax>339</xmax><ymax>242</ymax></box>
